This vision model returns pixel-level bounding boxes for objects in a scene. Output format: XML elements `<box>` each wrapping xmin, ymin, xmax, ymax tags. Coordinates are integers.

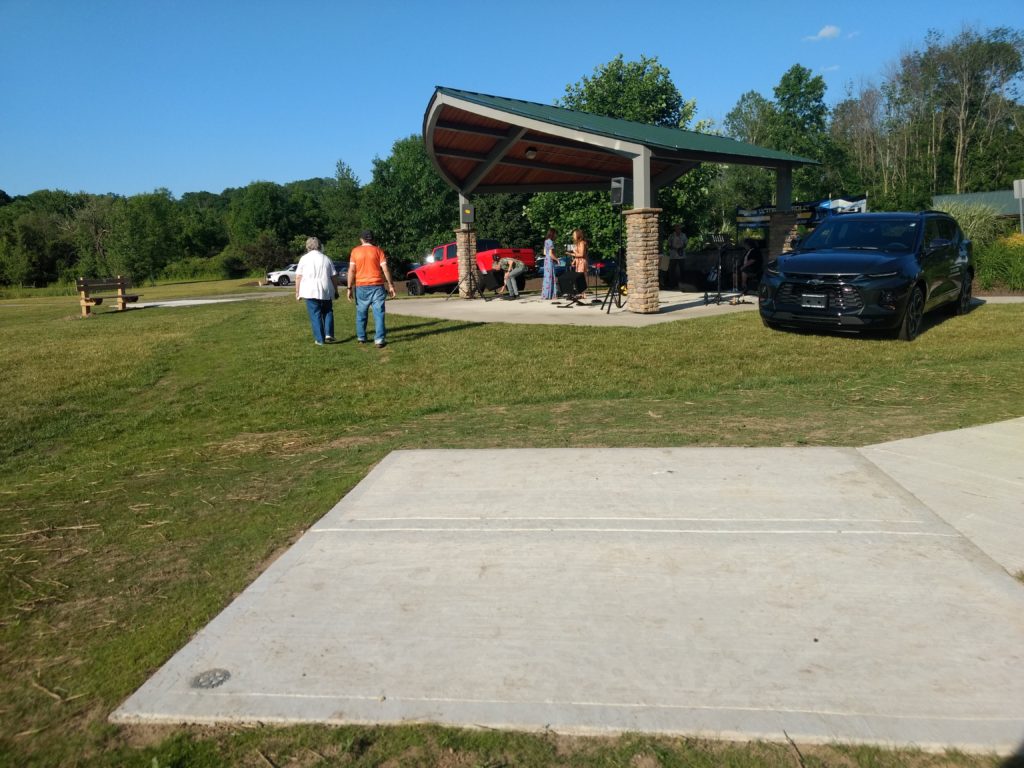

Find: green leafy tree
<box><xmin>361</xmin><ymin>135</ymin><xmax>458</xmax><ymax>267</ymax></box>
<box><xmin>178</xmin><ymin>191</ymin><xmax>229</xmax><ymax>260</ymax></box>
<box><xmin>70</xmin><ymin>194</ymin><xmax>118</xmax><ymax>278</ymax></box>
<box><xmin>711</xmin><ymin>91</ymin><xmax>778</xmax><ymax>227</ymax></box>
<box><xmin>475</xmin><ymin>193</ymin><xmax>534</xmax><ymax>250</ymax></box>
<box><xmin>767</xmin><ymin>64</ymin><xmax>845</xmax><ymax>201</ymax></box>
<box><xmin>0</xmin><ymin>191</ymin><xmax>82</xmax><ymax>285</ymax></box>
<box><xmin>321</xmin><ymin>161</ymin><xmax>363</xmax><ymax>253</ymax></box>
<box><xmin>226</xmin><ymin>181</ymin><xmax>293</xmax><ymax>272</ymax></box>
<box><xmin>106</xmin><ymin>189</ymin><xmax>181</xmax><ymax>280</ymax></box>
<box><xmin>227</xmin><ymin>182</ymin><xmax>291</xmax><ymax>246</ymax></box>
<box><xmin>927</xmin><ymin>27</ymin><xmax>1024</xmax><ymax>193</ymax></box>
<box><xmin>284</xmin><ymin>178</ymin><xmax>331</xmax><ymax>246</ymax></box>
<box><xmin>529</xmin><ymin>54</ymin><xmax>710</xmax><ymax>256</ymax></box>
<box><xmin>828</xmin><ymin>26</ymin><xmax>1024</xmax><ymax>208</ymax></box>
<box><xmin>562</xmin><ymin>54</ymin><xmax>694</xmax><ymax>127</ymax></box>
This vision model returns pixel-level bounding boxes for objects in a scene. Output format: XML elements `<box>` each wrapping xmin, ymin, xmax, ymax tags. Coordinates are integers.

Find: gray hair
<box><xmin>305</xmin><ymin>237</ymin><xmax>321</xmax><ymax>252</ymax></box>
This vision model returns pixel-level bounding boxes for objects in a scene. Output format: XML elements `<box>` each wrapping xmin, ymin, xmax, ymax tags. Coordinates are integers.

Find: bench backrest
<box><xmin>77</xmin><ymin>276</ymin><xmax>133</xmax><ymax>292</ymax></box>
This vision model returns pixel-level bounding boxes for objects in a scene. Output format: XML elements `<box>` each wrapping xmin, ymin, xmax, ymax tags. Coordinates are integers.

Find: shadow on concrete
<box><xmin>1000</xmin><ymin>742</ymin><xmax>1024</xmax><ymax>768</ymax></box>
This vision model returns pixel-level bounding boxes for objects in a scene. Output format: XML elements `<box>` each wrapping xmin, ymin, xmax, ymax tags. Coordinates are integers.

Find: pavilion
<box><xmin>423</xmin><ymin>86</ymin><xmax>816</xmax><ymax>313</ymax></box>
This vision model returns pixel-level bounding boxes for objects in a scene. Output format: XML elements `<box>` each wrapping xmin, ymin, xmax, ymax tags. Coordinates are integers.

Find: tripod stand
<box><xmin>601</xmin><ymin>246</ymin><xmax>628</xmax><ymax>312</ymax></box>
<box><xmin>601</xmin><ymin>210</ymin><xmax>627</xmax><ymax>313</ymax></box>
<box><xmin>446</xmin><ymin>266</ymin><xmax>486</xmax><ymax>301</ymax></box>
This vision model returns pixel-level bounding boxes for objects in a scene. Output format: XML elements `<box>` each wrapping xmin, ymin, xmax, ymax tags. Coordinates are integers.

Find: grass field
<box><xmin>1</xmin><ymin>286</ymin><xmax>1022</xmax><ymax>767</ymax></box>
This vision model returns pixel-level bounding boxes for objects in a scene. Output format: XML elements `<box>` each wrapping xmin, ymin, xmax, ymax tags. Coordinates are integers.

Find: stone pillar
<box><xmin>623</xmin><ymin>207</ymin><xmax>661</xmax><ymax>314</ymax></box>
<box><xmin>768</xmin><ymin>212</ymin><xmax>800</xmax><ymax>260</ymax></box>
<box><xmin>455</xmin><ymin>227</ymin><xmax>477</xmax><ymax>298</ymax></box>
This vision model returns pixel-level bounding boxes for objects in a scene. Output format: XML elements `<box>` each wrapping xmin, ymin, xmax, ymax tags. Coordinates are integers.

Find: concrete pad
<box><xmin>861</xmin><ymin>418</ymin><xmax>1024</xmax><ymax>576</ymax></box>
<box><xmin>112</xmin><ymin>445</ymin><xmax>1024</xmax><ymax>754</ymax></box>
<box><xmin>388</xmin><ymin>291</ymin><xmax>758</xmax><ymax>327</ymax></box>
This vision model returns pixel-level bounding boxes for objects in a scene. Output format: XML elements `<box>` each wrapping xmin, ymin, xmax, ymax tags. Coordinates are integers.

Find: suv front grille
<box><xmin>777</xmin><ymin>281</ymin><xmax>864</xmax><ymax>310</ymax></box>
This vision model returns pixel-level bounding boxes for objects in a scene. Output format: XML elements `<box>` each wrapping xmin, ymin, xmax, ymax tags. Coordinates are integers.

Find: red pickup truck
<box><xmin>405</xmin><ymin>239</ymin><xmax>535</xmax><ymax>295</ymax></box>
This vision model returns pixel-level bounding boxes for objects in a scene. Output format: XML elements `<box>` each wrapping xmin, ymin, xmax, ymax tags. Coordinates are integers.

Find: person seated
<box><xmin>738</xmin><ymin>238</ymin><xmax>764</xmax><ymax>294</ymax></box>
<box><xmin>664</xmin><ymin>223</ymin><xmax>688</xmax><ymax>289</ymax></box>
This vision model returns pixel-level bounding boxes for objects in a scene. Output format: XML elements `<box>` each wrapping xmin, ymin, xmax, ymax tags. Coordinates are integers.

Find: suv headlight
<box><xmin>765</xmin><ymin>263</ymin><xmax>780</xmax><ymax>276</ymax></box>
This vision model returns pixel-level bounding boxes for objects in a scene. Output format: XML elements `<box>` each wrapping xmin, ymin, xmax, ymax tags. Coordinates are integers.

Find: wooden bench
<box><xmin>76</xmin><ymin>276</ymin><xmax>140</xmax><ymax>318</ymax></box>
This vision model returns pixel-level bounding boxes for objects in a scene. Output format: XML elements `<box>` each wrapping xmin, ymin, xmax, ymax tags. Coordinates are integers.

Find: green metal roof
<box><xmin>435</xmin><ymin>86</ymin><xmax>817</xmax><ymax>167</ymax></box>
<box><xmin>933</xmin><ymin>190</ymin><xmax>1019</xmax><ymax>217</ymax></box>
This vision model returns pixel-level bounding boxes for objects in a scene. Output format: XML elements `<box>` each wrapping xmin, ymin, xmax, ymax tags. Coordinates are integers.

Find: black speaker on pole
<box><xmin>610</xmin><ymin>177</ymin><xmax>633</xmax><ymax>206</ymax></box>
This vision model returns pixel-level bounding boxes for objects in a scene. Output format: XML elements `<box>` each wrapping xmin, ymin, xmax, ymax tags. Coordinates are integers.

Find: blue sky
<box><xmin>0</xmin><ymin>0</ymin><xmax>1018</xmax><ymax>197</ymax></box>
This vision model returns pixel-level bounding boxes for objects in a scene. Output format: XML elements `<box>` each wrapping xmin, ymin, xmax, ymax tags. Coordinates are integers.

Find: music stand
<box><xmin>704</xmin><ymin>234</ymin><xmax>728</xmax><ymax>305</ymax></box>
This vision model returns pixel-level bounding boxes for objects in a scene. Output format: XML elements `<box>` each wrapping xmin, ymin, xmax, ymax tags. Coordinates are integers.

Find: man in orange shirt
<box><xmin>347</xmin><ymin>230</ymin><xmax>397</xmax><ymax>348</ymax></box>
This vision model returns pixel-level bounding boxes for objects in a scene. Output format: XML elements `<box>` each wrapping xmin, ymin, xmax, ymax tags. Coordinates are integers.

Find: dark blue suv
<box><xmin>758</xmin><ymin>211</ymin><xmax>974</xmax><ymax>340</ymax></box>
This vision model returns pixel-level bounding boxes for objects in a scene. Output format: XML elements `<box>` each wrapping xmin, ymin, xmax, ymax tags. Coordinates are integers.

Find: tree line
<box><xmin>1</xmin><ymin>25</ymin><xmax>1020</xmax><ymax>288</ymax></box>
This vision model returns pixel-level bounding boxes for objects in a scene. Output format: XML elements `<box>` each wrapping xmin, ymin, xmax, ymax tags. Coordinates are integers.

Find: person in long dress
<box><xmin>541</xmin><ymin>228</ymin><xmax>558</xmax><ymax>300</ymax></box>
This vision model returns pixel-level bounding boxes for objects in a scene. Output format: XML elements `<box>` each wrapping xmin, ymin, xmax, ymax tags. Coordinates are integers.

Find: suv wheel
<box><xmin>277</xmin><ymin>276</ymin><xmax>290</xmax><ymax>286</ymax></box>
<box><xmin>953</xmin><ymin>273</ymin><xmax>973</xmax><ymax>316</ymax></box>
<box><xmin>897</xmin><ymin>287</ymin><xmax>925</xmax><ymax>341</ymax></box>
<box><xmin>407</xmin><ymin>276</ymin><xmax>424</xmax><ymax>296</ymax></box>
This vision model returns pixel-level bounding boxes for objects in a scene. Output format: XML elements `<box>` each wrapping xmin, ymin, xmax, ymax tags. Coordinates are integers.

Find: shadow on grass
<box><xmin>390</xmin><ymin>319</ymin><xmax>486</xmax><ymax>342</ymax></box>
<box><xmin>323</xmin><ymin>319</ymin><xmax>486</xmax><ymax>345</ymax></box>
<box><xmin>766</xmin><ymin>300</ymin><xmax>982</xmax><ymax>342</ymax></box>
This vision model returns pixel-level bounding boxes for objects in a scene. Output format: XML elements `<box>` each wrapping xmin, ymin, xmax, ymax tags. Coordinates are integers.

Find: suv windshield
<box><xmin>800</xmin><ymin>218</ymin><xmax>920</xmax><ymax>253</ymax></box>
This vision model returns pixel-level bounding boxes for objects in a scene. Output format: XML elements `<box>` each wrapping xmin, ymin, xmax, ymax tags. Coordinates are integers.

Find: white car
<box><xmin>266</xmin><ymin>264</ymin><xmax>297</xmax><ymax>286</ymax></box>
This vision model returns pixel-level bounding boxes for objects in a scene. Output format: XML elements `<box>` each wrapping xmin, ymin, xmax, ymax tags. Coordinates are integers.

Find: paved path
<box><xmin>135</xmin><ymin>291</ymin><xmax>287</xmax><ymax>309</ymax></box>
<box><xmin>389</xmin><ymin>290</ymin><xmax>760</xmax><ymax>327</ymax></box>
<box><xmin>386</xmin><ymin>294</ymin><xmax>1022</xmax><ymax>328</ymax></box>
<box><xmin>112</xmin><ymin>419</ymin><xmax>1024</xmax><ymax>754</ymax></box>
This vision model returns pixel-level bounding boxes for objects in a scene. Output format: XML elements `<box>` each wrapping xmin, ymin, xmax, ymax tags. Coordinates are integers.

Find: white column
<box><xmin>632</xmin><ymin>147</ymin><xmax>653</xmax><ymax>210</ymax></box>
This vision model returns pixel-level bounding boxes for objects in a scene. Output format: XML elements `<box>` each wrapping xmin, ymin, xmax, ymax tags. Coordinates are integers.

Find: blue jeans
<box><xmin>355</xmin><ymin>285</ymin><xmax>386</xmax><ymax>343</ymax></box>
<box><xmin>505</xmin><ymin>265</ymin><xmax>525</xmax><ymax>297</ymax></box>
<box><xmin>304</xmin><ymin>298</ymin><xmax>334</xmax><ymax>344</ymax></box>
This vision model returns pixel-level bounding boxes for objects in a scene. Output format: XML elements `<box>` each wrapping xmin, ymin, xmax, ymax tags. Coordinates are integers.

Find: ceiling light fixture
<box><xmin>524</xmin><ymin>147</ymin><xmax>538</xmax><ymax>160</ymax></box>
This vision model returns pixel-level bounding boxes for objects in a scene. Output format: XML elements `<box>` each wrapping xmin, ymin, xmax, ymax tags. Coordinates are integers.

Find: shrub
<box><xmin>932</xmin><ymin>201</ymin><xmax>1004</xmax><ymax>247</ymax></box>
<box><xmin>211</xmin><ymin>249</ymin><xmax>249</xmax><ymax>279</ymax></box>
<box><xmin>975</xmin><ymin>233</ymin><xmax>1024</xmax><ymax>291</ymax></box>
<box><xmin>158</xmin><ymin>257</ymin><xmax>224</xmax><ymax>282</ymax></box>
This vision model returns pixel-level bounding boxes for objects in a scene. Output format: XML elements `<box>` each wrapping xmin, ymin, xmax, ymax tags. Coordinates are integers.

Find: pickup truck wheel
<box><xmin>277</xmin><ymin>276</ymin><xmax>290</xmax><ymax>286</ymax></box>
<box><xmin>407</xmin><ymin>277</ymin><xmax>424</xmax><ymax>296</ymax></box>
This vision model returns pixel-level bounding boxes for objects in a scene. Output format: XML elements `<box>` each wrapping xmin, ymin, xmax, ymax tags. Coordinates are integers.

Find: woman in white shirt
<box><xmin>294</xmin><ymin>237</ymin><xmax>339</xmax><ymax>345</ymax></box>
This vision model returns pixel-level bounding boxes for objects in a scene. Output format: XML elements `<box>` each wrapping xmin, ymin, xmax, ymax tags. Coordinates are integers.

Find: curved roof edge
<box><xmin>430</xmin><ymin>86</ymin><xmax>818</xmax><ymax>167</ymax></box>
